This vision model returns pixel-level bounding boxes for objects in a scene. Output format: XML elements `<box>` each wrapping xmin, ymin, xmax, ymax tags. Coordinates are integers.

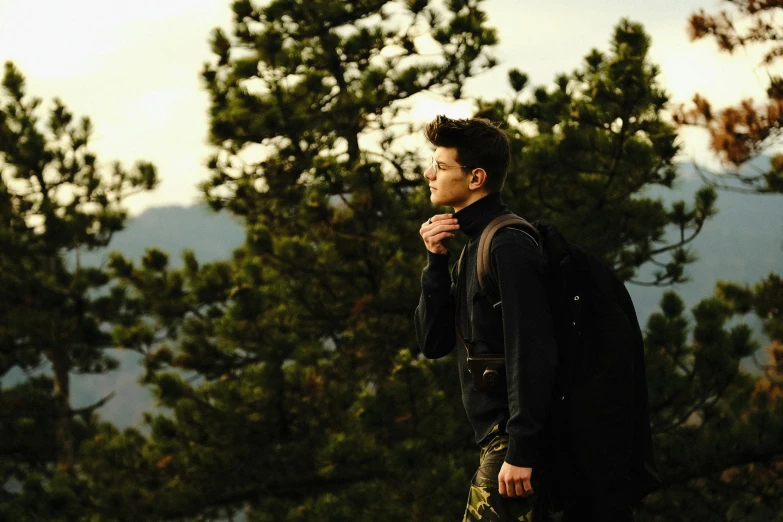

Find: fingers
<box><xmin>498</xmin><ymin>478</ymin><xmax>532</xmax><ymax>499</ymax></box>
<box><xmin>523</xmin><ymin>476</ymin><xmax>533</xmax><ymax>497</ymax></box>
<box><xmin>419</xmin><ymin>214</ymin><xmax>459</xmax><ymax>255</ymax></box>
<box><xmin>514</xmin><ymin>479</ymin><xmax>525</xmax><ymax>498</ymax></box>
<box><xmin>420</xmin><ymin>215</ymin><xmax>458</xmax><ymax>234</ymax></box>
<box><xmin>420</xmin><ymin>213</ymin><xmax>455</xmax><ymax>232</ymax></box>
<box><xmin>426</xmin><ymin>213</ymin><xmax>453</xmax><ymax>225</ymax></box>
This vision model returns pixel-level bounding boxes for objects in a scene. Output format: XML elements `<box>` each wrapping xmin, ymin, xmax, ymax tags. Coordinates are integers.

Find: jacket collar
<box><xmin>455</xmin><ymin>192</ymin><xmax>509</xmax><ymax>239</ymax></box>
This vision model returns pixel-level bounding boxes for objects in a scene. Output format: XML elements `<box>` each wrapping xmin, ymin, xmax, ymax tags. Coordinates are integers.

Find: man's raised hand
<box><xmin>420</xmin><ymin>214</ymin><xmax>459</xmax><ymax>255</ymax></box>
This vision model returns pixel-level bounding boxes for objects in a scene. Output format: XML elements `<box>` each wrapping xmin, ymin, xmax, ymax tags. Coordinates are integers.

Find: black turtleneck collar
<box><xmin>455</xmin><ymin>192</ymin><xmax>510</xmax><ymax>238</ymax></box>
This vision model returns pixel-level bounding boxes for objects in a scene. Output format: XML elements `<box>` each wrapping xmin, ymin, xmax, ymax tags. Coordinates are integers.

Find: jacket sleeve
<box><xmin>490</xmin><ymin>231</ymin><xmax>558</xmax><ymax>468</ymax></box>
<box><xmin>414</xmin><ymin>251</ymin><xmax>456</xmax><ymax>359</ymax></box>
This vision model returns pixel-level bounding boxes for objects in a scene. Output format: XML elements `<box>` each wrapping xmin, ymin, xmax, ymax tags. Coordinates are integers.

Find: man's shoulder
<box><xmin>488</xmin><ymin>225</ymin><xmax>540</xmax><ymax>254</ymax></box>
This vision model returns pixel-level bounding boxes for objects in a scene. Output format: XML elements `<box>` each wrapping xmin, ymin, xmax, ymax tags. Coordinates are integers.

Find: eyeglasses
<box><xmin>430</xmin><ymin>157</ymin><xmax>474</xmax><ymax>175</ymax></box>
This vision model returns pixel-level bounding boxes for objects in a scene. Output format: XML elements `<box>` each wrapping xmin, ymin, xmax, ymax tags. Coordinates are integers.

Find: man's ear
<box><xmin>468</xmin><ymin>168</ymin><xmax>488</xmax><ymax>191</ymax></box>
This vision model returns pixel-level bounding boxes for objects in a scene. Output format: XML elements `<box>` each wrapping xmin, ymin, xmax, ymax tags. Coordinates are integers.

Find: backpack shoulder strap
<box><xmin>477</xmin><ymin>214</ymin><xmax>539</xmax><ymax>294</ymax></box>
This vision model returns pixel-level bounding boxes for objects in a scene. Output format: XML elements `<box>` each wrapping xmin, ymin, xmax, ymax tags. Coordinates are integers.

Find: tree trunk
<box><xmin>50</xmin><ymin>343</ymin><xmax>73</xmax><ymax>472</ymax></box>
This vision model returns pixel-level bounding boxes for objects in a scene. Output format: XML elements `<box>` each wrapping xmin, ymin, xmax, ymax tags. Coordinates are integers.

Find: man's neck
<box><xmin>452</xmin><ymin>191</ymin><xmax>489</xmax><ymax>213</ymax></box>
<box><xmin>454</xmin><ymin>192</ymin><xmax>508</xmax><ymax>238</ymax></box>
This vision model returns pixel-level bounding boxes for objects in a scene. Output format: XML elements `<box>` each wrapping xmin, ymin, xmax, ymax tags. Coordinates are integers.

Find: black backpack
<box><xmin>464</xmin><ymin>213</ymin><xmax>661</xmax><ymax>503</ymax></box>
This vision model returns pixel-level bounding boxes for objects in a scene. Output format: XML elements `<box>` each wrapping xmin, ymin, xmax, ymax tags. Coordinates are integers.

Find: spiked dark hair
<box><xmin>424</xmin><ymin>115</ymin><xmax>510</xmax><ymax>193</ymax></box>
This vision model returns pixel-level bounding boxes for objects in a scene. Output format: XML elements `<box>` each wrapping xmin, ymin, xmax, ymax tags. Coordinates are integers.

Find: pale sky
<box><xmin>0</xmin><ymin>0</ymin><xmax>772</xmax><ymax>215</ymax></box>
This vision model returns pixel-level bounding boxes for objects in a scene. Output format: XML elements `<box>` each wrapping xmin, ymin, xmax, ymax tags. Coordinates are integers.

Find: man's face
<box><xmin>423</xmin><ymin>146</ymin><xmax>473</xmax><ymax>210</ymax></box>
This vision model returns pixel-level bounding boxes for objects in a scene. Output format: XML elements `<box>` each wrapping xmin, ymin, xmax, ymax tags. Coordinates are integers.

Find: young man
<box><xmin>414</xmin><ymin>115</ymin><xmax>559</xmax><ymax>521</ymax></box>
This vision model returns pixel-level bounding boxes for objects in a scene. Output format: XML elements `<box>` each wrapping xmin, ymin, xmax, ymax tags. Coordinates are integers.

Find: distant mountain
<box><xmin>72</xmin><ymin>205</ymin><xmax>245</xmax><ymax>429</ymax></box>
<box><xmin>62</xmin><ymin>170</ymin><xmax>783</xmax><ymax>429</ymax></box>
<box><xmin>627</xmin><ymin>172</ymin><xmax>782</xmax><ymax>322</ymax></box>
<box><xmin>79</xmin><ymin>204</ymin><xmax>246</xmax><ymax>268</ymax></box>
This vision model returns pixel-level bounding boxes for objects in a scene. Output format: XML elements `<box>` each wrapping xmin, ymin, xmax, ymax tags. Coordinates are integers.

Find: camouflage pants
<box><xmin>463</xmin><ymin>434</ymin><xmax>560</xmax><ymax>522</ymax></box>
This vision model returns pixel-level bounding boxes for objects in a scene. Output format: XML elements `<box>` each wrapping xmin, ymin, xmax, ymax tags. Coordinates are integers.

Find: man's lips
<box><xmin>429</xmin><ymin>186</ymin><xmax>436</xmax><ymax>191</ymax></box>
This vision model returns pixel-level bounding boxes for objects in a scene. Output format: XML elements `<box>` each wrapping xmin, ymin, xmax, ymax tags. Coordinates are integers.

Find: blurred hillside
<box><xmin>628</xmin><ymin>165</ymin><xmax>782</xmax><ymax>320</ymax></box>
<box><xmin>71</xmin><ymin>168</ymin><xmax>782</xmax><ymax>429</ymax></box>
<box><xmin>71</xmin><ymin>206</ymin><xmax>245</xmax><ymax>429</ymax></box>
<box><xmin>78</xmin><ymin>204</ymin><xmax>246</xmax><ymax>269</ymax></box>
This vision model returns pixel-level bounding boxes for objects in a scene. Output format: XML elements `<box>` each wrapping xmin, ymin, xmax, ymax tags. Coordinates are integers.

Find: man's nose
<box><xmin>423</xmin><ymin>165</ymin><xmax>435</xmax><ymax>180</ymax></box>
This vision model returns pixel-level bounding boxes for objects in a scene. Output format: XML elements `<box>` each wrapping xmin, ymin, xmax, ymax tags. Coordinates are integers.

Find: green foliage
<box><xmin>718</xmin><ymin>274</ymin><xmax>783</xmax><ymax>384</ymax></box>
<box><xmin>96</xmin><ymin>1</ymin><xmax>497</xmax><ymax>519</ymax></box>
<box><xmin>640</xmin><ymin>292</ymin><xmax>783</xmax><ymax>521</ymax></box>
<box><xmin>0</xmin><ymin>61</ymin><xmax>157</xmax><ymax>518</ymax></box>
<box><xmin>11</xmin><ymin>3</ymin><xmax>773</xmax><ymax>521</ymax></box>
<box><xmin>479</xmin><ymin>20</ymin><xmax>716</xmax><ymax>286</ymax></box>
<box><xmin>91</xmin><ymin>7</ymin><xmax>780</xmax><ymax>520</ymax></box>
<box><xmin>676</xmin><ymin>5</ymin><xmax>783</xmax><ymax>514</ymax></box>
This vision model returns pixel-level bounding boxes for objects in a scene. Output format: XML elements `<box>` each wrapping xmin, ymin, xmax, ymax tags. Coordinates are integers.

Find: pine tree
<box><xmin>479</xmin><ymin>20</ymin><xmax>716</xmax><ymax>286</ymax></box>
<box><xmin>0</xmin><ymin>61</ymin><xmax>157</xmax><ymax>520</ymax></box>
<box><xmin>94</xmin><ymin>1</ymin><xmax>499</xmax><ymax>520</ymax></box>
<box><xmin>638</xmin><ymin>288</ymin><xmax>783</xmax><ymax>521</ymax></box>
<box><xmin>475</xmin><ymin>18</ymin><xmax>783</xmax><ymax>519</ymax></box>
<box><xmin>91</xmin><ymin>6</ymin><xmax>739</xmax><ymax>520</ymax></box>
<box><xmin>4</xmin><ymin>3</ymin><xmax>777</xmax><ymax>520</ymax></box>
<box><xmin>646</xmin><ymin>4</ymin><xmax>783</xmax><ymax>518</ymax></box>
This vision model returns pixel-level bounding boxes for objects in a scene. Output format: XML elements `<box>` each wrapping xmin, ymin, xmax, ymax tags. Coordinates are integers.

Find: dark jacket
<box><xmin>533</xmin><ymin>221</ymin><xmax>660</xmax><ymax>502</ymax></box>
<box><xmin>414</xmin><ymin>193</ymin><xmax>558</xmax><ymax>468</ymax></box>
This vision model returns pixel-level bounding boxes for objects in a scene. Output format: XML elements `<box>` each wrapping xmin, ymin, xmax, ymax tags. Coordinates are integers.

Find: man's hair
<box><xmin>424</xmin><ymin>115</ymin><xmax>511</xmax><ymax>193</ymax></box>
